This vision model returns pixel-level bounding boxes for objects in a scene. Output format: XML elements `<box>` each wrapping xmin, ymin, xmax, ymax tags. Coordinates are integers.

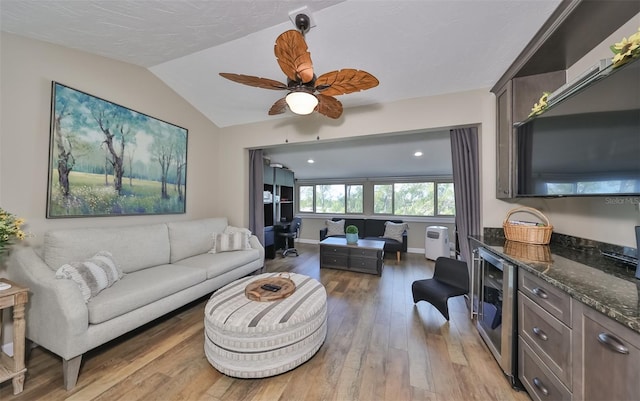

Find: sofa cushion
<box><xmin>167</xmin><ymin>218</ymin><xmax>228</xmax><ymax>263</ymax></box>
<box><xmin>210</xmin><ymin>232</ymin><xmax>251</xmax><ymax>253</ymax></box>
<box><xmin>176</xmin><ymin>249</ymin><xmax>261</xmax><ymax>279</ymax></box>
<box><xmin>325</xmin><ymin>219</ymin><xmax>345</xmax><ymax>236</ymax></box>
<box><xmin>383</xmin><ymin>221</ymin><xmax>409</xmax><ymax>243</ymax></box>
<box><xmin>55</xmin><ymin>251</ymin><xmax>123</xmax><ymax>303</ymax></box>
<box><xmin>87</xmin><ymin>264</ymin><xmax>206</xmax><ymax>324</ymax></box>
<box><xmin>44</xmin><ymin>224</ymin><xmax>170</xmax><ymax>274</ymax></box>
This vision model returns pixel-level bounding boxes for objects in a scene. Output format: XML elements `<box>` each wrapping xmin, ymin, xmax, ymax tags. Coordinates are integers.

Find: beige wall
<box><xmin>0</xmin><ymin>33</ymin><xmax>222</xmax><ymax>250</ymax></box>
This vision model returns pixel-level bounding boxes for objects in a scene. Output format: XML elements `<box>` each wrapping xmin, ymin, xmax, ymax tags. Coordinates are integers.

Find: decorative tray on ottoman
<box><xmin>245</xmin><ymin>273</ymin><xmax>296</xmax><ymax>301</ymax></box>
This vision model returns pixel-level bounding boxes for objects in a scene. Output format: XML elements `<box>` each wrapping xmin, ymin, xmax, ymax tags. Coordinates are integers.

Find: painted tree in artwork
<box><xmin>53</xmin><ymin>85</ymin><xmax>92</xmax><ymax>197</ymax></box>
<box><xmin>149</xmin><ymin>119</ymin><xmax>175</xmax><ymax>199</ymax></box>
<box><xmin>173</xmin><ymin>131</ymin><xmax>187</xmax><ymax>201</ymax></box>
<box><xmin>86</xmin><ymin>98</ymin><xmax>137</xmax><ymax>194</ymax></box>
<box><xmin>53</xmin><ymin>92</ymin><xmax>75</xmax><ymax>197</ymax></box>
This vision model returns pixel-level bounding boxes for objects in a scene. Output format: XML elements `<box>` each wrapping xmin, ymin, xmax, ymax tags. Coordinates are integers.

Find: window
<box><xmin>298</xmin><ymin>185</ymin><xmax>314</xmax><ymax>212</ymax></box>
<box><xmin>315</xmin><ymin>184</ymin><xmax>345</xmax><ymax>213</ymax></box>
<box><xmin>298</xmin><ymin>184</ymin><xmax>363</xmax><ymax>214</ymax></box>
<box><xmin>298</xmin><ymin>180</ymin><xmax>454</xmax><ymax>217</ymax></box>
<box><xmin>374</xmin><ymin>181</ymin><xmax>454</xmax><ymax>217</ymax></box>
<box><xmin>346</xmin><ymin>184</ymin><xmax>363</xmax><ymax>213</ymax></box>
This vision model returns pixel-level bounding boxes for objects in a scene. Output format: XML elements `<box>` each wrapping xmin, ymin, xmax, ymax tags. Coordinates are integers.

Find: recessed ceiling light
<box><xmin>307</xmin><ymin>159</ymin><xmax>315</xmax><ymax>164</ymax></box>
<box><xmin>414</xmin><ymin>151</ymin><xmax>423</xmax><ymax>157</ymax></box>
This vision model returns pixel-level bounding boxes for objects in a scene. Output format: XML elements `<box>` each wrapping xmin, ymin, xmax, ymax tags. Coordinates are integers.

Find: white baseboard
<box><xmin>2</xmin><ymin>342</ymin><xmax>14</xmax><ymax>357</ymax></box>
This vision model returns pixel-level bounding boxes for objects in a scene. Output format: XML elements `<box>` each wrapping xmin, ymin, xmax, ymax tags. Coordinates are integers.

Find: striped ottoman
<box><xmin>204</xmin><ymin>273</ymin><xmax>327</xmax><ymax>378</ymax></box>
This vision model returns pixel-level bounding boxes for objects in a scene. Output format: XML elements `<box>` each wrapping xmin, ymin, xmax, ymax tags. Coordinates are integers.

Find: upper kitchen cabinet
<box><xmin>491</xmin><ymin>0</ymin><xmax>640</xmax><ymax>199</ymax></box>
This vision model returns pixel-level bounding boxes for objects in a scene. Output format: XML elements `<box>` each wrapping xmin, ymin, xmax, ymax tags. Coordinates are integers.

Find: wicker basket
<box><xmin>503</xmin><ymin>206</ymin><xmax>553</xmax><ymax>245</ymax></box>
<box><xmin>503</xmin><ymin>240</ymin><xmax>552</xmax><ymax>263</ymax></box>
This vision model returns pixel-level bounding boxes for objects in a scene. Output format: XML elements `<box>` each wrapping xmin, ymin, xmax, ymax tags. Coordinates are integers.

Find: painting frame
<box><xmin>46</xmin><ymin>82</ymin><xmax>188</xmax><ymax>218</ymax></box>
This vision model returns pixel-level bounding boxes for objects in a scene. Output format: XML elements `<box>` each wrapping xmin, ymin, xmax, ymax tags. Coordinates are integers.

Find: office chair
<box><xmin>279</xmin><ymin>217</ymin><xmax>302</xmax><ymax>257</ymax></box>
<box><xmin>412</xmin><ymin>257</ymin><xmax>469</xmax><ymax>320</ymax></box>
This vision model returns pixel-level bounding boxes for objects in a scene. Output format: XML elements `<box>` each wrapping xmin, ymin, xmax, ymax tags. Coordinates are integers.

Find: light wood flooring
<box><xmin>0</xmin><ymin>244</ymin><xmax>531</xmax><ymax>401</ymax></box>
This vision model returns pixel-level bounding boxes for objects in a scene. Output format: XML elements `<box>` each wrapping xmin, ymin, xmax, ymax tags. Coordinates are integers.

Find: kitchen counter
<box><xmin>470</xmin><ymin>234</ymin><xmax>640</xmax><ymax>334</ymax></box>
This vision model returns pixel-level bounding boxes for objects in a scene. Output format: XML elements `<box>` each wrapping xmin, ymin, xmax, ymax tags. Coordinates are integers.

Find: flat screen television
<box><xmin>515</xmin><ymin>59</ymin><xmax>640</xmax><ymax>197</ymax></box>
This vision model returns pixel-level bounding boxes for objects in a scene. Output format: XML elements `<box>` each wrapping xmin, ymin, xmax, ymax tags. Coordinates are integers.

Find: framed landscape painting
<box><xmin>47</xmin><ymin>82</ymin><xmax>188</xmax><ymax>218</ymax></box>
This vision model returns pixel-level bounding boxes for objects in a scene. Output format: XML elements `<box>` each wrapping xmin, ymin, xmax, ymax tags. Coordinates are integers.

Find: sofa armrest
<box><xmin>249</xmin><ymin>234</ymin><xmax>265</xmax><ymax>262</ymax></box>
<box><xmin>7</xmin><ymin>247</ymin><xmax>89</xmax><ymax>359</ymax></box>
<box><xmin>319</xmin><ymin>228</ymin><xmax>328</xmax><ymax>241</ymax></box>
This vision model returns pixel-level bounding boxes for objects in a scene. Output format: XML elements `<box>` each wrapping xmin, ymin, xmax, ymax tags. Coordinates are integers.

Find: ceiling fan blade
<box><xmin>268</xmin><ymin>97</ymin><xmax>288</xmax><ymax>115</ymax></box>
<box><xmin>315</xmin><ymin>69</ymin><xmax>379</xmax><ymax>97</ymax></box>
<box><xmin>316</xmin><ymin>94</ymin><xmax>343</xmax><ymax>119</ymax></box>
<box><xmin>219</xmin><ymin>73</ymin><xmax>288</xmax><ymax>90</ymax></box>
<box><xmin>274</xmin><ymin>30</ymin><xmax>314</xmax><ymax>84</ymax></box>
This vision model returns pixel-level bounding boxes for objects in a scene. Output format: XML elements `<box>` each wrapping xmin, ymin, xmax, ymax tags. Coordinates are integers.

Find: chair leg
<box><xmin>396</xmin><ymin>251</ymin><xmax>401</xmax><ymax>263</ymax></box>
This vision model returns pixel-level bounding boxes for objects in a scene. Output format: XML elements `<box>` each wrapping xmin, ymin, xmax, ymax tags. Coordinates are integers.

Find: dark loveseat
<box><xmin>319</xmin><ymin>218</ymin><xmax>408</xmax><ymax>262</ymax></box>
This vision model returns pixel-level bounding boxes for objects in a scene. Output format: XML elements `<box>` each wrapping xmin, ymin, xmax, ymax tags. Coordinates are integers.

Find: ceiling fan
<box><xmin>219</xmin><ymin>13</ymin><xmax>379</xmax><ymax>119</ymax></box>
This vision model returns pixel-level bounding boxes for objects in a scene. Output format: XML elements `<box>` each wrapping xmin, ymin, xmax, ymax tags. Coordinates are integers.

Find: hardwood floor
<box><xmin>1</xmin><ymin>244</ymin><xmax>531</xmax><ymax>401</ymax></box>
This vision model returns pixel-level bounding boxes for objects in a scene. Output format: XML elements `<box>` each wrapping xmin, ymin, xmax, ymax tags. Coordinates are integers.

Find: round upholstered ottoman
<box><xmin>204</xmin><ymin>273</ymin><xmax>327</xmax><ymax>378</ymax></box>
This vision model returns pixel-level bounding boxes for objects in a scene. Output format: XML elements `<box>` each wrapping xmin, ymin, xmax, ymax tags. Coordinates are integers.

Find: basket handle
<box><xmin>503</xmin><ymin>206</ymin><xmax>551</xmax><ymax>226</ymax></box>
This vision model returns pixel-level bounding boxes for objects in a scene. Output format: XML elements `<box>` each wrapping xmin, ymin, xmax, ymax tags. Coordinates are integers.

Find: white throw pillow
<box><xmin>209</xmin><ymin>232</ymin><xmax>251</xmax><ymax>253</ymax></box>
<box><xmin>325</xmin><ymin>220</ymin><xmax>345</xmax><ymax>236</ymax></box>
<box><xmin>55</xmin><ymin>251</ymin><xmax>123</xmax><ymax>303</ymax></box>
<box><xmin>224</xmin><ymin>225</ymin><xmax>252</xmax><ymax>249</ymax></box>
<box><xmin>383</xmin><ymin>221</ymin><xmax>408</xmax><ymax>243</ymax></box>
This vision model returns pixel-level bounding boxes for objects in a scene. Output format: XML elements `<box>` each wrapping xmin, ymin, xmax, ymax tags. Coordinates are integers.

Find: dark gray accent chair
<box><xmin>412</xmin><ymin>257</ymin><xmax>469</xmax><ymax>320</ymax></box>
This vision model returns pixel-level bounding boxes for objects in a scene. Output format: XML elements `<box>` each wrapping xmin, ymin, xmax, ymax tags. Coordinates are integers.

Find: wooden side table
<box><xmin>0</xmin><ymin>278</ymin><xmax>29</xmax><ymax>395</ymax></box>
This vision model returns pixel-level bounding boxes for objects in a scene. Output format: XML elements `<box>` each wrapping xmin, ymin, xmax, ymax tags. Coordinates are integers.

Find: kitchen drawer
<box><xmin>519</xmin><ymin>269</ymin><xmax>572</xmax><ymax>326</ymax></box>
<box><xmin>519</xmin><ymin>292</ymin><xmax>572</xmax><ymax>388</ymax></box>
<box><xmin>349</xmin><ymin>256</ymin><xmax>381</xmax><ymax>274</ymax></box>
<box><xmin>520</xmin><ymin>339</ymin><xmax>572</xmax><ymax>401</ymax></box>
<box><xmin>321</xmin><ymin>254</ymin><xmax>348</xmax><ymax>268</ymax></box>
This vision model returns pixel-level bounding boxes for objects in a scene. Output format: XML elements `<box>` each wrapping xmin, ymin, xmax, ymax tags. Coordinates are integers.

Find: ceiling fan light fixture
<box><xmin>285</xmin><ymin>91</ymin><xmax>318</xmax><ymax>115</ymax></box>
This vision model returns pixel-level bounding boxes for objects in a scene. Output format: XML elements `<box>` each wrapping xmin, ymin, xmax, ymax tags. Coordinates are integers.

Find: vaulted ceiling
<box><xmin>1</xmin><ymin>0</ymin><xmax>561</xmax><ymax>128</ymax></box>
<box><xmin>1</xmin><ymin>0</ymin><xmax>564</xmax><ymax>178</ymax></box>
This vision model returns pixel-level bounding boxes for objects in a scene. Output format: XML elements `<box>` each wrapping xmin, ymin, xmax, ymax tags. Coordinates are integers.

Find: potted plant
<box><xmin>345</xmin><ymin>225</ymin><xmax>359</xmax><ymax>244</ymax></box>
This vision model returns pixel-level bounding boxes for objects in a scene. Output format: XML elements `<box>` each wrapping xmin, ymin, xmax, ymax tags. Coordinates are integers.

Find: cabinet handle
<box><xmin>532</xmin><ymin>377</ymin><xmax>549</xmax><ymax>396</ymax></box>
<box><xmin>532</xmin><ymin>326</ymin><xmax>548</xmax><ymax>341</ymax></box>
<box><xmin>531</xmin><ymin>287</ymin><xmax>548</xmax><ymax>299</ymax></box>
<box><xmin>597</xmin><ymin>332</ymin><xmax>630</xmax><ymax>355</ymax></box>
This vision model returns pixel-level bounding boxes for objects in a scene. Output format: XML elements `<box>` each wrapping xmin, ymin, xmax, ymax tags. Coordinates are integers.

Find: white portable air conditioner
<box><xmin>425</xmin><ymin>226</ymin><xmax>449</xmax><ymax>260</ymax></box>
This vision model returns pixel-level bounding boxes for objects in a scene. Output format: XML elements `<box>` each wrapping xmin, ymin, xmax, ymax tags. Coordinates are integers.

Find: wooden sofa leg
<box><xmin>396</xmin><ymin>251</ymin><xmax>401</xmax><ymax>263</ymax></box>
<box><xmin>63</xmin><ymin>355</ymin><xmax>82</xmax><ymax>390</ymax></box>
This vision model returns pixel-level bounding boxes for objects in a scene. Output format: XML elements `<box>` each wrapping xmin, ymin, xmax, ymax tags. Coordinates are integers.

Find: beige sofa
<box><xmin>6</xmin><ymin>217</ymin><xmax>264</xmax><ymax>390</ymax></box>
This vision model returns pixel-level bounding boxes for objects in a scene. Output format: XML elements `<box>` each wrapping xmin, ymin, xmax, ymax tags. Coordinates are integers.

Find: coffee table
<box><xmin>204</xmin><ymin>273</ymin><xmax>327</xmax><ymax>378</ymax></box>
<box><xmin>319</xmin><ymin>237</ymin><xmax>385</xmax><ymax>276</ymax></box>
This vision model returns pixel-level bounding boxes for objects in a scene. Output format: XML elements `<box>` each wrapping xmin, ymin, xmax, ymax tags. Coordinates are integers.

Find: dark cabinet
<box><xmin>263</xmin><ymin>164</ymin><xmax>295</xmax><ymax>258</ymax></box>
<box><xmin>494</xmin><ymin>72</ymin><xmax>565</xmax><ymax>199</ymax></box>
<box><xmin>573</xmin><ymin>302</ymin><xmax>640</xmax><ymax>401</ymax></box>
<box><xmin>491</xmin><ymin>0</ymin><xmax>639</xmax><ymax>199</ymax></box>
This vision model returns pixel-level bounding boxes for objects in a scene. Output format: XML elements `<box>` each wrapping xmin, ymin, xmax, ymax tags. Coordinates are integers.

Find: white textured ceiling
<box><xmin>0</xmin><ymin>0</ymin><xmax>561</xmax><ymax>129</ymax></box>
<box><xmin>1</xmin><ymin>0</ymin><xmax>563</xmax><ymax>179</ymax></box>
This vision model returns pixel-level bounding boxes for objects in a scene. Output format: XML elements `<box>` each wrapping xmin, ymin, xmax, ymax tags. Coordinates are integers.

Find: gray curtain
<box><xmin>450</xmin><ymin>127</ymin><xmax>481</xmax><ymax>265</ymax></box>
<box><xmin>249</xmin><ymin>149</ymin><xmax>265</xmax><ymax>245</ymax></box>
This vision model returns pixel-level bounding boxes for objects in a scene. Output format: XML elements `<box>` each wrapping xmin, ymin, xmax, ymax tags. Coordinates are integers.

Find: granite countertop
<box><xmin>470</xmin><ymin>234</ymin><xmax>640</xmax><ymax>334</ymax></box>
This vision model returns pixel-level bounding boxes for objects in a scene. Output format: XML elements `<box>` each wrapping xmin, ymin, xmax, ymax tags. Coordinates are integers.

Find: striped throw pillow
<box><xmin>209</xmin><ymin>232</ymin><xmax>250</xmax><ymax>253</ymax></box>
<box><xmin>55</xmin><ymin>251</ymin><xmax>123</xmax><ymax>303</ymax></box>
